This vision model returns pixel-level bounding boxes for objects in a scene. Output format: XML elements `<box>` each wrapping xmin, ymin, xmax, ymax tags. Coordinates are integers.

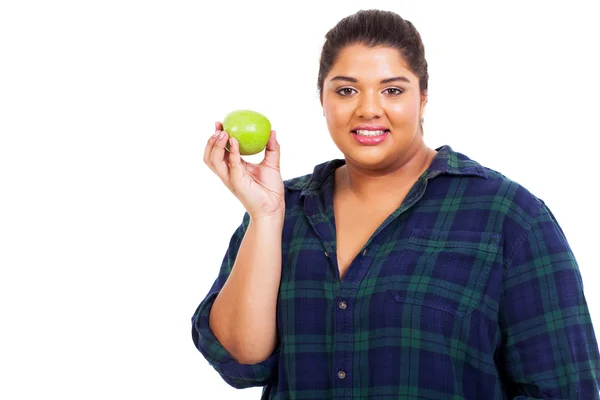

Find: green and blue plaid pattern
<box><xmin>192</xmin><ymin>145</ymin><xmax>600</xmax><ymax>399</ymax></box>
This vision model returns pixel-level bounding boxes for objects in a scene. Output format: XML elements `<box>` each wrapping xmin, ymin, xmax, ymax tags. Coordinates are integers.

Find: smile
<box><xmin>351</xmin><ymin>130</ymin><xmax>389</xmax><ymax>146</ymax></box>
<box><xmin>353</xmin><ymin>129</ymin><xmax>389</xmax><ymax>137</ymax></box>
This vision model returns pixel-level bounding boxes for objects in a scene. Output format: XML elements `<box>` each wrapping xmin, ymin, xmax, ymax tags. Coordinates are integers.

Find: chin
<box><xmin>343</xmin><ymin>147</ymin><xmax>397</xmax><ymax>170</ymax></box>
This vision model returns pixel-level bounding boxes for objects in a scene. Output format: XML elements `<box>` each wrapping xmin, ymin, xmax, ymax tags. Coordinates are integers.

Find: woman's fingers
<box><xmin>209</xmin><ymin>130</ymin><xmax>231</xmax><ymax>182</ymax></box>
<box><xmin>228</xmin><ymin>137</ymin><xmax>245</xmax><ymax>188</ymax></box>
<box><xmin>203</xmin><ymin>122</ymin><xmax>224</xmax><ymax>170</ymax></box>
<box><xmin>203</xmin><ymin>129</ymin><xmax>222</xmax><ymax>170</ymax></box>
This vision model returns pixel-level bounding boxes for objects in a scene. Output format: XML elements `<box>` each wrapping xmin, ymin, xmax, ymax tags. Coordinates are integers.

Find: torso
<box><xmin>333</xmin><ymin>169</ymin><xmax>411</xmax><ymax>280</ymax></box>
<box><xmin>332</xmin><ymin>149</ymin><xmax>438</xmax><ymax>280</ymax></box>
<box><xmin>333</xmin><ymin>199</ymin><xmax>394</xmax><ymax>280</ymax></box>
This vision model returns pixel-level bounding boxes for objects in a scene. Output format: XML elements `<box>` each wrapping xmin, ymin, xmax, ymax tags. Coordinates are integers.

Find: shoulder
<box><xmin>482</xmin><ymin>165</ymin><xmax>543</xmax><ymax>217</ymax></box>
<box><xmin>435</xmin><ymin>146</ymin><xmax>548</xmax><ymax>250</ymax></box>
<box><xmin>436</xmin><ymin>146</ymin><xmax>570</xmax><ymax>268</ymax></box>
<box><xmin>440</xmin><ymin>145</ymin><xmax>544</xmax><ymax>217</ymax></box>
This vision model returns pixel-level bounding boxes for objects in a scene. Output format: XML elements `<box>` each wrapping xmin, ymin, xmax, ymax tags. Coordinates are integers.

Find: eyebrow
<box><xmin>329</xmin><ymin>76</ymin><xmax>411</xmax><ymax>84</ymax></box>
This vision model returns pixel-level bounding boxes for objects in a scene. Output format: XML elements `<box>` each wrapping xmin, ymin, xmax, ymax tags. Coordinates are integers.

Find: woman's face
<box><xmin>322</xmin><ymin>44</ymin><xmax>427</xmax><ymax>170</ymax></box>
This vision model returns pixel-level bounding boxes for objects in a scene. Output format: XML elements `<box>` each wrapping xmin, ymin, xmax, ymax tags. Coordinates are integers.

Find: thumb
<box><xmin>262</xmin><ymin>130</ymin><xmax>280</xmax><ymax>168</ymax></box>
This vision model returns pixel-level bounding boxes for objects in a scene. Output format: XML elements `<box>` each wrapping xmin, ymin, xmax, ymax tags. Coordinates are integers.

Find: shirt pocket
<box><xmin>388</xmin><ymin>228</ymin><xmax>501</xmax><ymax>318</ymax></box>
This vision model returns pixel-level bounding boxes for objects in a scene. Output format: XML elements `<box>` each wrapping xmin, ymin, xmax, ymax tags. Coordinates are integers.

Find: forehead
<box><xmin>328</xmin><ymin>44</ymin><xmax>414</xmax><ymax>79</ymax></box>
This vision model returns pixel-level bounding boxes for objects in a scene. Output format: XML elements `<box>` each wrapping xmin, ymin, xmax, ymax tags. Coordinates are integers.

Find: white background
<box><xmin>1</xmin><ymin>1</ymin><xmax>598</xmax><ymax>399</ymax></box>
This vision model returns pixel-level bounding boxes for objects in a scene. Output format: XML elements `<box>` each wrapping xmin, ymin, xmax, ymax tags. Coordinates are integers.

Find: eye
<box><xmin>383</xmin><ymin>87</ymin><xmax>404</xmax><ymax>96</ymax></box>
<box><xmin>336</xmin><ymin>87</ymin><xmax>357</xmax><ymax>96</ymax></box>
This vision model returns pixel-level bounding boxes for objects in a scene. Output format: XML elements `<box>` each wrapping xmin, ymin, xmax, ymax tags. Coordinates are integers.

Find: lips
<box><xmin>351</xmin><ymin>130</ymin><xmax>389</xmax><ymax>146</ymax></box>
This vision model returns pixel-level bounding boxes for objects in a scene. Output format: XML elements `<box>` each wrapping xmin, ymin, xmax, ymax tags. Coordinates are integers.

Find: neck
<box><xmin>337</xmin><ymin>144</ymin><xmax>436</xmax><ymax>204</ymax></box>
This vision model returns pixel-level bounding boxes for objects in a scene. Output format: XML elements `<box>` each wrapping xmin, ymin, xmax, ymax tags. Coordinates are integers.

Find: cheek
<box><xmin>389</xmin><ymin>98</ymin><xmax>420</xmax><ymax>122</ymax></box>
<box><xmin>324</xmin><ymin>102</ymin><xmax>352</xmax><ymax>128</ymax></box>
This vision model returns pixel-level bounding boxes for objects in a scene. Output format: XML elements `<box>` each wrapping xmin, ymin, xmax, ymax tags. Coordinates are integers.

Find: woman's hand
<box><xmin>203</xmin><ymin>122</ymin><xmax>285</xmax><ymax>220</ymax></box>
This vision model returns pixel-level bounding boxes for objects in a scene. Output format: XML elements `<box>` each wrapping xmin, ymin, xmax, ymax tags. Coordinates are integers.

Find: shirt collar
<box><xmin>286</xmin><ymin>145</ymin><xmax>488</xmax><ymax>196</ymax></box>
<box><xmin>426</xmin><ymin>145</ymin><xmax>488</xmax><ymax>180</ymax></box>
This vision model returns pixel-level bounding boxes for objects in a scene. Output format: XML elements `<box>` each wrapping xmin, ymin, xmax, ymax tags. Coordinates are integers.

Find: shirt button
<box><xmin>338</xmin><ymin>301</ymin><xmax>347</xmax><ymax>310</ymax></box>
<box><xmin>337</xmin><ymin>370</ymin><xmax>346</xmax><ymax>379</ymax></box>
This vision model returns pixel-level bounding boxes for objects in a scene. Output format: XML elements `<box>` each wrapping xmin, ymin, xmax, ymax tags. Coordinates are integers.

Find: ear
<box><xmin>419</xmin><ymin>91</ymin><xmax>428</xmax><ymax>119</ymax></box>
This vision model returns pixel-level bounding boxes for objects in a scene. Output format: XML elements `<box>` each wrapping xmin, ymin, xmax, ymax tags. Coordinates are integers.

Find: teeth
<box><xmin>355</xmin><ymin>129</ymin><xmax>386</xmax><ymax>136</ymax></box>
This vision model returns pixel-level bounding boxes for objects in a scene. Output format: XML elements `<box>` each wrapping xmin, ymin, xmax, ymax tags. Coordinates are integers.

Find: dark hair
<box><xmin>317</xmin><ymin>9</ymin><xmax>429</xmax><ymax>99</ymax></box>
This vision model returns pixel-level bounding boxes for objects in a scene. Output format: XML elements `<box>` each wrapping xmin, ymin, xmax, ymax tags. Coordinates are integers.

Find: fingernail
<box><xmin>212</xmin><ymin>130</ymin><xmax>220</xmax><ymax>138</ymax></box>
<box><xmin>219</xmin><ymin>131</ymin><xmax>227</xmax><ymax>140</ymax></box>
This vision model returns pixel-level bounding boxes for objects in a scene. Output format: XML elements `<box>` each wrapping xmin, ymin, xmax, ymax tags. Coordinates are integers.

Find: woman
<box><xmin>192</xmin><ymin>9</ymin><xmax>600</xmax><ymax>399</ymax></box>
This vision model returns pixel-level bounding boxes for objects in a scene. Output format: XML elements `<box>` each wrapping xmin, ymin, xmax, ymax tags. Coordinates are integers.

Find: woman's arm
<box><xmin>209</xmin><ymin>213</ymin><xmax>284</xmax><ymax>364</ymax></box>
<box><xmin>191</xmin><ymin>212</ymin><xmax>282</xmax><ymax>388</ymax></box>
<box><xmin>498</xmin><ymin>201</ymin><xmax>600</xmax><ymax>399</ymax></box>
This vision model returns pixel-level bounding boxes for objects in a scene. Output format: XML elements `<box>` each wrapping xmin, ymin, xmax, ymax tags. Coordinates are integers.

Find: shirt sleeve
<box><xmin>191</xmin><ymin>212</ymin><xmax>279</xmax><ymax>389</ymax></box>
<box><xmin>499</xmin><ymin>201</ymin><xmax>600</xmax><ymax>399</ymax></box>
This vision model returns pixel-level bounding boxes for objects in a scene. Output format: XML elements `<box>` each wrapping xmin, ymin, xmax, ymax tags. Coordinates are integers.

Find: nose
<box><xmin>356</xmin><ymin>90</ymin><xmax>382</xmax><ymax>119</ymax></box>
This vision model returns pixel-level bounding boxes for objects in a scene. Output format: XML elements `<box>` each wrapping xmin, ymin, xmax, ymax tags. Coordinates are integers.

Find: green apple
<box><xmin>223</xmin><ymin>109</ymin><xmax>272</xmax><ymax>155</ymax></box>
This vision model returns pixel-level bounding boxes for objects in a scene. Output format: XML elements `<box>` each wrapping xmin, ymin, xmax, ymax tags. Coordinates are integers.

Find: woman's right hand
<box><xmin>204</xmin><ymin>122</ymin><xmax>285</xmax><ymax>220</ymax></box>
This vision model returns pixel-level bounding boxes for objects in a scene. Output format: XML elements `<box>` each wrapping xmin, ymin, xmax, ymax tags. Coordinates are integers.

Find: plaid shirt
<box><xmin>192</xmin><ymin>145</ymin><xmax>600</xmax><ymax>399</ymax></box>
